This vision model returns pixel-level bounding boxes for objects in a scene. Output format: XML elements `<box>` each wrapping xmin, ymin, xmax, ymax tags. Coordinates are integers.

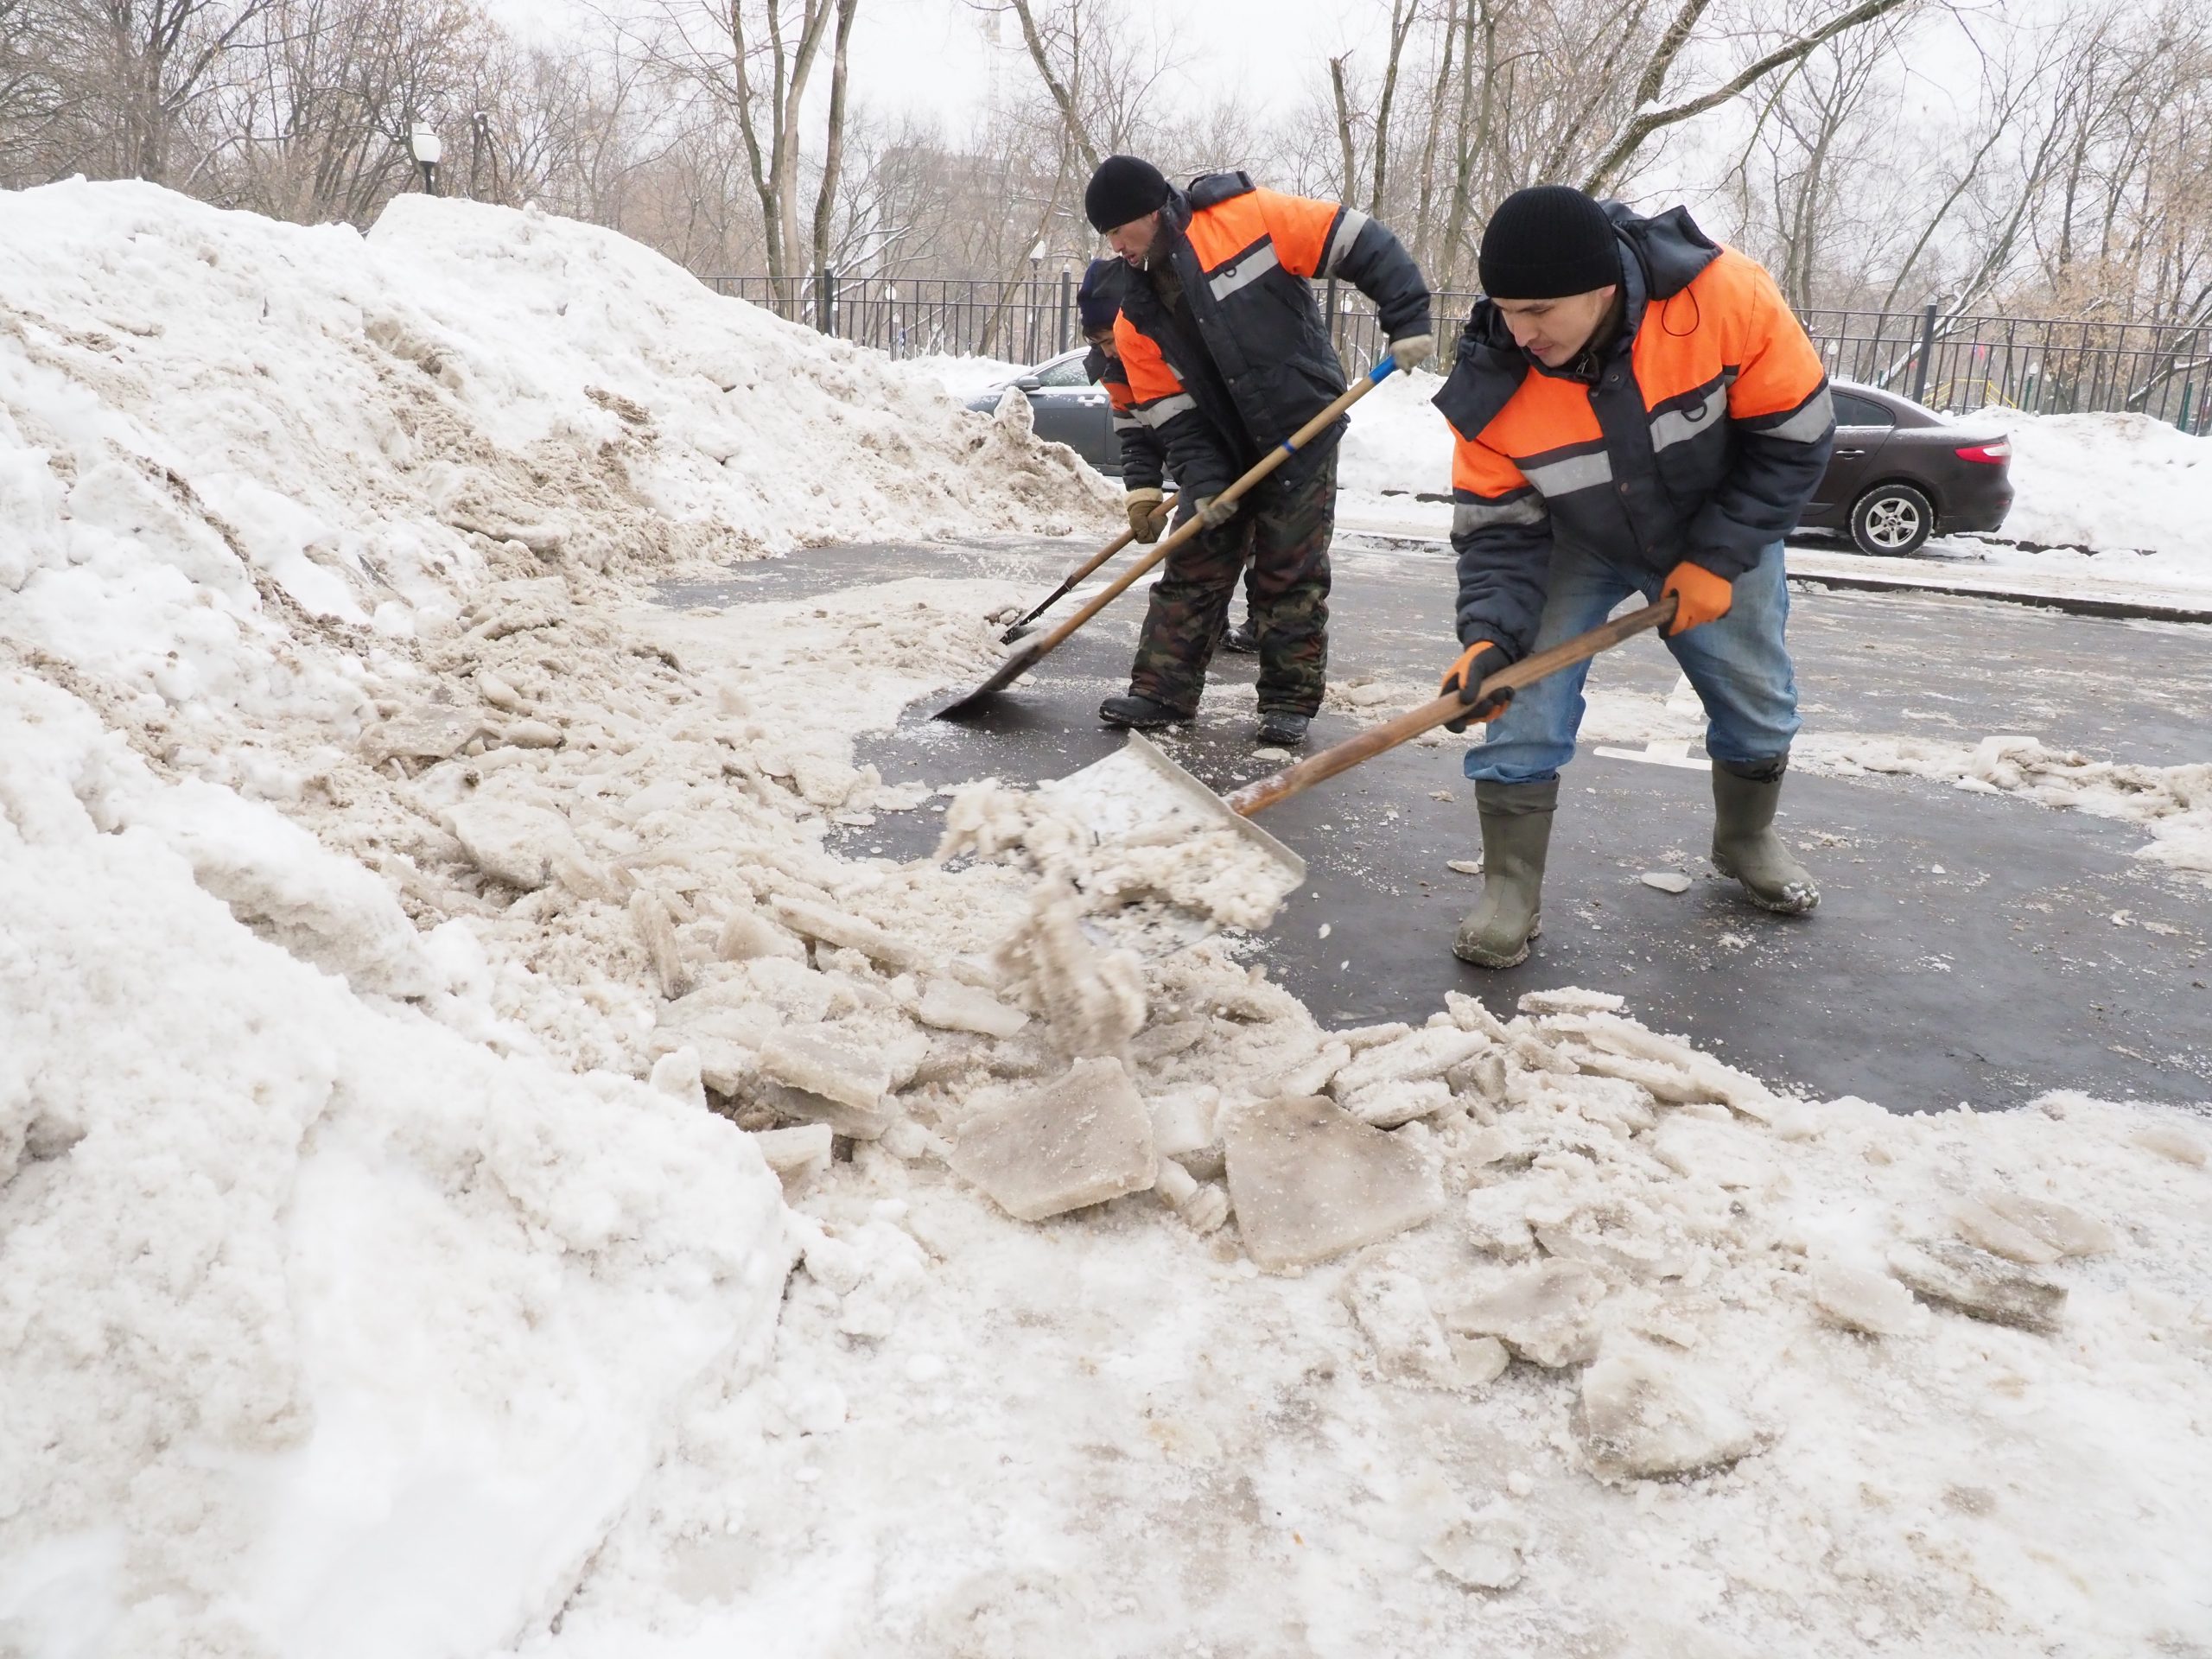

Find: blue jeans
<box><xmin>1464</xmin><ymin>539</ymin><xmax>1801</xmax><ymax>785</ymax></box>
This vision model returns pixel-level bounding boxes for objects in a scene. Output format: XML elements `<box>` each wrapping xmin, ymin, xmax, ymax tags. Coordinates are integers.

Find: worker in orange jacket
<box><xmin>1436</xmin><ymin>185</ymin><xmax>1835</xmax><ymax>967</ymax></box>
<box><xmin>1085</xmin><ymin>155</ymin><xmax>1433</xmax><ymax>747</ymax></box>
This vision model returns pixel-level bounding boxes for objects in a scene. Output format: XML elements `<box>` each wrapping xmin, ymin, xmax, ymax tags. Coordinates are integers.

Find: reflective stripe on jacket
<box><xmin>1434</xmin><ymin>204</ymin><xmax>1834</xmax><ymax>660</ymax></box>
<box><xmin>1085</xmin><ymin>343</ymin><xmax>1166</xmax><ymax>492</ymax></box>
<box><xmin>1114</xmin><ymin>171</ymin><xmax>1431</xmax><ymax>499</ymax></box>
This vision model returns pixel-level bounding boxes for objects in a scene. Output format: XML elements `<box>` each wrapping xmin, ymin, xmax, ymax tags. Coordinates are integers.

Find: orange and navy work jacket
<box><xmin>1434</xmin><ymin>204</ymin><xmax>1834</xmax><ymax>659</ymax></box>
<box><xmin>1113</xmin><ymin>172</ymin><xmax>1430</xmax><ymax>499</ymax></box>
<box><xmin>1084</xmin><ymin>342</ymin><xmax>1166</xmax><ymax>492</ymax></box>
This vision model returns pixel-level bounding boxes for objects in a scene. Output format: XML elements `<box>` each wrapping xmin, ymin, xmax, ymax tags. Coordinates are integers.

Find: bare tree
<box><xmin>1580</xmin><ymin>0</ymin><xmax>1920</xmax><ymax>194</ymax></box>
<box><xmin>38</xmin><ymin>0</ymin><xmax>281</xmax><ymax>182</ymax></box>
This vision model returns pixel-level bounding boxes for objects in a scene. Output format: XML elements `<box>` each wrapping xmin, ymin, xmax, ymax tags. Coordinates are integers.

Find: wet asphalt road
<box><xmin>662</xmin><ymin>533</ymin><xmax>2212</xmax><ymax>1113</ymax></box>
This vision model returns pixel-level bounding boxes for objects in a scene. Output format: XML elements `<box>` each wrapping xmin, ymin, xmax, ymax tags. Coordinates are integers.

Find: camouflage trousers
<box><xmin>1128</xmin><ymin>450</ymin><xmax>1338</xmax><ymax>718</ymax></box>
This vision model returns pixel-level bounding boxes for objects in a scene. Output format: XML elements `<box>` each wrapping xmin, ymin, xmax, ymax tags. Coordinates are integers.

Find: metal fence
<box><xmin>709</xmin><ymin>270</ymin><xmax>2212</xmax><ymax>433</ymax></box>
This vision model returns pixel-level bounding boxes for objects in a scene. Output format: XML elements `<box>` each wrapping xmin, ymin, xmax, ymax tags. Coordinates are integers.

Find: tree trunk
<box><xmin>810</xmin><ymin>0</ymin><xmax>861</xmax><ymax>285</ymax></box>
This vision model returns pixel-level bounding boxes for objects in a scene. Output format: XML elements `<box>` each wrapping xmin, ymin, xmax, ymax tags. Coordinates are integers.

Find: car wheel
<box><xmin>1849</xmin><ymin>482</ymin><xmax>1934</xmax><ymax>556</ymax></box>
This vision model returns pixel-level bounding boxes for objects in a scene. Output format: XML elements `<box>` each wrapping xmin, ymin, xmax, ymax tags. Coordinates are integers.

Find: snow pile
<box><xmin>1802</xmin><ymin>732</ymin><xmax>2212</xmax><ymax>878</ymax></box>
<box><xmin>1991</xmin><ymin>409</ymin><xmax>2212</xmax><ymax>562</ymax></box>
<box><xmin>900</xmin><ymin>352</ymin><xmax>1030</xmax><ymax>401</ymax></box>
<box><xmin>0</xmin><ymin>670</ymin><xmax>790</xmax><ymax>1656</ymax></box>
<box><xmin>1338</xmin><ymin>363</ymin><xmax>1454</xmax><ymax>497</ymax></box>
<box><xmin>530</xmin><ymin>982</ymin><xmax>2212</xmax><ymax>1657</ymax></box>
<box><xmin>0</xmin><ymin>180</ymin><xmax>1109</xmax><ymax>1654</ymax></box>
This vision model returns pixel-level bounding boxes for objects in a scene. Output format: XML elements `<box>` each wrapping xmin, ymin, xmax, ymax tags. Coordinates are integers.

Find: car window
<box><xmin>1832</xmin><ymin>391</ymin><xmax>1896</xmax><ymax>428</ymax></box>
<box><xmin>1033</xmin><ymin>355</ymin><xmax>1091</xmax><ymax>388</ymax></box>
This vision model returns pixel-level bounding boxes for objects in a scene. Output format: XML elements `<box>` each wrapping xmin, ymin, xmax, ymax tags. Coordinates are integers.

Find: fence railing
<box><xmin>709</xmin><ymin>271</ymin><xmax>2212</xmax><ymax>434</ymax></box>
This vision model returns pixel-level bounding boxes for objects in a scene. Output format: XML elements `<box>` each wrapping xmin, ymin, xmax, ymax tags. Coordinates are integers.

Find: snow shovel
<box><xmin>933</xmin><ymin>357</ymin><xmax>1406</xmax><ymax>719</ymax></box>
<box><xmin>1000</xmin><ymin>493</ymin><xmax>1183</xmax><ymax>644</ymax></box>
<box><xmin>1049</xmin><ymin>596</ymin><xmax>1679</xmax><ymax>945</ymax></box>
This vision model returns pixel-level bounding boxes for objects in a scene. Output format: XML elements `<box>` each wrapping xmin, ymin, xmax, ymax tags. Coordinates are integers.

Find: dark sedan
<box><xmin>963</xmin><ymin>349</ymin><xmax>1128</xmax><ymax>474</ymax></box>
<box><xmin>1797</xmin><ymin>381</ymin><xmax>2013</xmax><ymax>555</ymax></box>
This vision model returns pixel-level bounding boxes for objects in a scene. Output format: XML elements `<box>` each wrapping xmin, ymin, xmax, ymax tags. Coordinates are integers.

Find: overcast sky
<box><xmin>507</xmin><ymin>0</ymin><xmax>1350</xmax><ymax>130</ymax></box>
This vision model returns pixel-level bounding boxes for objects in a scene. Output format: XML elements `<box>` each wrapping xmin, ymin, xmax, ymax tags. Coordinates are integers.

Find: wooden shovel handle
<box><xmin>1020</xmin><ymin>362</ymin><xmax>1399</xmax><ymax>664</ymax></box>
<box><xmin>1224</xmin><ymin>597</ymin><xmax>1680</xmax><ymax>817</ymax></box>
<box><xmin>1014</xmin><ymin>492</ymin><xmax>1184</xmax><ymax>628</ymax></box>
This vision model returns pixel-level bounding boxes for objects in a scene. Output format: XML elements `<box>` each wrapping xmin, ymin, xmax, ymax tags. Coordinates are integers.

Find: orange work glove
<box><xmin>1440</xmin><ymin>641</ymin><xmax>1513</xmax><ymax>733</ymax></box>
<box><xmin>1662</xmin><ymin>561</ymin><xmax>1732</xmax><ymax>635</ymax></box>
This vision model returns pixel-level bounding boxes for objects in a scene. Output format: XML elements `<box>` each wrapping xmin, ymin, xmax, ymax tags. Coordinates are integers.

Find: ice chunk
<box><xmin>1346</xmin><ymin>1263</ymin><xmax>1458</xmax><ymax>1387</ymax></box>
<box><xmin>1146</xmin><ymin>1086</ymin><xmax>1220</xmax><ymax>1160</ymax></box>
<box><xmin>1154</xmin><ymin>1159</ymin><xmax>1230</xmax><ymax>1234</ymax></box>
<box><xmin>1220</xmin><ymin>1094</ymin><xmax>1443</xmax><ymax>1273</ymax></box>
<box><xmin>1808</xmin><ymin>1257</ymin><xmax>1922</xmax><ymax>1338</ymax></box>
<box><xmin>499</xmin><ymin>719</ymin><xmax>563</xmax><ymax>749</ymax></box>
<box><xmin>1335</xmin><ymin>1027</ymin><xmax>1491</xmax><ymax>1095</ymax></box>
<box><xmin>629</xmin><ymin>888</ymin><xmax>695</xmax><ymax>1000</ymax></box>
<box><xmin>1949</xmin><ymin>1197</ymin><xmax>2062</xmax><ymax>1265</ymax></box>
<box><xmin>1464</xmin><ymin>1183</ymin><xmax>1536</xmax><ymax>1260</ymax></box>
<box><xmin>1452</xmin><ymin>1334</ymin><xmax>1511</xmax><ymax>1388</ymax></box>
<box><xmin>770</xmin><ymin>893</ymin><xmax>922</xmax><ymax>971</ymax></box>
<box><xmin>448</xmin><ymin>798</ymin><xmax>580</xmax><ymax>891</ymax></box>
<box><xmin>717</xmin><ymin>906</ymin><xmax>808</xmax><ymax>963</ymax></box>
<box><xmin>1444</xmin><ymin>991</ymin><xmax>1510</xmax><ymax>1041</ymax></box>
<box><xmin>757</xmin><ymin>1028</ymin><xmax>893</xmax><ymax>1138</ymax></box>
<box><xmin>916</xmin><ymin>978</ymin><xmax>1029</xmax><ymax>1039</ymax></box>
<box><xmin>1343</xmin><ymin>1077</ymin><xmax>1453</xmax><ymax>1129</ymax></box>
<box><xmin>365</xmin><ymin>707</ymin><xmax>494</xmax><ymax>763</ymax></box>
<box><xmin>1424</xmin><ymin>1501</ymin><xmax>1528</xmax><ymax>1590</ymax></box>
<box><xmin>1649</xmin><ymin>1116</ymin><xmax>1777</xmax><ymax>1191</ymax></box>
<box><xmin>1640</xmin><ymin>871</ymin><xmax>1693</xmax><ymax>894</ymax></box>
<box><xmin>1574</xmin><ymin>1349</ymin><xmax>1755</xmax><ymax>1479</ymax></box>
<box><xmin>2131</xmin><ymin>1122</ymin><xmax>2207</xmax><ymax>1166</ymax></box>
<box><xmin>947</xmin><ymin>1057</ymin><xmax>1157</xmax><ymax>1222</ymax></box>
<box><xmin>1980</xmin><ymin>1191</ymin><xmax>2116</xmax><ymax>1257</ymax></box>
<box><xmin>1518</xmin><ymin>988</ymin><xmax>1624</xmax><ymax>1017</ymax></box>
<box><xmin>1445</xmin><ymin>1258</ymin><xmax>1607</xmax><ymax>1368</ymax></box>
<box><xmin>1889</xmin><ymin>1240</ymin><xmax>2067</xmax><ymax>1333</ymax></box>
<box><xmin>749</xmin><ymin>1123</ymin><xmax>834</xmax><ymax>1189</ymax></box>
<box><xmin>1271</xmin><ymin>1039</ymin><xmax>1349</xmax><ymax>1099</ymax></box>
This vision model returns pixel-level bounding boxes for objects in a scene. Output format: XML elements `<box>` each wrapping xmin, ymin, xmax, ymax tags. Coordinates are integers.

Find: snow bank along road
<box><xmin>1333</xmin><ymin>365</ymin><xmax>2212</xmax><ymax>612</ymax></box>
<box><xmin>2</xmin><ymin>183</ymin><xmax>2208</xmax><ymax>1657</ymax></box>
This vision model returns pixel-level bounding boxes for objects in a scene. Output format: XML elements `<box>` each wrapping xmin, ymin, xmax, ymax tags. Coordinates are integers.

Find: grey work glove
<box><xmin>1192</xmin><ymin>494</ymin><xmax>1238</xmax><ymax>531</ymax></box>
<box><xmin>1389</xmin><ymin>333</ymin><xmax>1436</xmax><ymax>372</ymax></box>
<box><xmin>1123</xmin><ymin>487</ymin><xmax>1167</xmax><ymax>543</ymax></box>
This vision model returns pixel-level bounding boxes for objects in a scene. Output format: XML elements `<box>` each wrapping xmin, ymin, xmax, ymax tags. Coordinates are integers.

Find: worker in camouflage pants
<box><xmin>1129</xmin><ymin>452</ymin><xmax>1337</xmax><ymax>723</ymax></box>
<box><xmin>1085</xmin><ymin>154</ymin><xmax>1430</xmax><ymax>747</ymax></box>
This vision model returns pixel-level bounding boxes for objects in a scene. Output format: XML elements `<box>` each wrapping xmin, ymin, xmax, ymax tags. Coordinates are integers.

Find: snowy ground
<box><xmin>3</xmin><ymin>188</ymin><xmax>2209</xmax><ymax>1658</ymax></box>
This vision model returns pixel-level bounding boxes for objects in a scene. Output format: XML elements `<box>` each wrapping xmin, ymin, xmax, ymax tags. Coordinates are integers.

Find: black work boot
<box><xmin>1099</xmin><ymin>693</ymin><xmax>1189</xmax><ymax>730</ymax></box>
<box><xmin>1711</xmin><ymin>760</ymin><xmax>1820</xmax><ymax>913</ymax></box>
<box><xmin>1452</xmin><ymin>778</ymin><xmax>1558</xmax><ymax>968</ymax></box>
<box><xmin>1255</xmin><ymin>710</ymin><xmax>1310</xmax><ymax>747</ymax></box>
<box><xmin>1223</xmin><ymin>617</ymin><xmax>1259</xmax><ymax>654</ymax></box>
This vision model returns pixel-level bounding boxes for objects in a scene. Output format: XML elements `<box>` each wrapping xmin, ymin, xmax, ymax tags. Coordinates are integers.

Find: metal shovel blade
<box><xmin>1039</xmin><ymin>731</ymin><xmax>1308</xmax><ymax>954</ymax></box>
<box><xmin>931</xmin><ymin>633</ymin><xmax>1051</xmax><ymax>720</ymax></box>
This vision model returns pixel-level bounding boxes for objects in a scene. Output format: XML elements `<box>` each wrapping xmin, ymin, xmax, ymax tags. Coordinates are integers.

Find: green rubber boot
<box><xmin>1711</xmin><ymin>762</ymin><xmax>1820</xmax><ymax>914</ymax></box>
<box><xmin>1452</xmin><ymin>779</ymin><xmax>1558</xmax><ymax>968</ymax></box>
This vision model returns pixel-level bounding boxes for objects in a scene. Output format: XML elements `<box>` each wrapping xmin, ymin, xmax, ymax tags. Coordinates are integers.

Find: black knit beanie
<box><xmin>1478</xmin><ymin>186</ymin><xmax>1621</xmax><ymax>299</ymax></box>
<box><xmin>1084</xmin><ymin>156</ymin><xmax>1171</xmax><ymax>232</ymax></box>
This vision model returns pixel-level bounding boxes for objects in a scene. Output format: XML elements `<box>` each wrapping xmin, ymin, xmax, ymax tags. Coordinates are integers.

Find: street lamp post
<box><xmin>409</xmin><ymin>124</ymin><xmax>442</xmax><ymax>195</ymax></box>
<box><xmin>1027</xmin><ymin>239</ymin><xmax>1046</xmax><ymax>361</ymax></box>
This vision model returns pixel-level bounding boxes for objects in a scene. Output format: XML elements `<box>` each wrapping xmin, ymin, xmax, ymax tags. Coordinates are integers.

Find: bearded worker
<box><xmin>1435</xmin><ymin>184</ymin><xmax>1835</xmax><ymax>967</ymax></box>
<box><xmin>1086</xmin><ymin>154</ymin><xmax>1433</xmax><ymax>747</ymax></box>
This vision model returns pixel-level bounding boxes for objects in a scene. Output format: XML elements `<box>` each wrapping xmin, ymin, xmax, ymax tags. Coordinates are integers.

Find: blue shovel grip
<box><xmin>1369</xmin><ymin>355</ymin><xmax>1400</xmax><ymax>385</ymax></box>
